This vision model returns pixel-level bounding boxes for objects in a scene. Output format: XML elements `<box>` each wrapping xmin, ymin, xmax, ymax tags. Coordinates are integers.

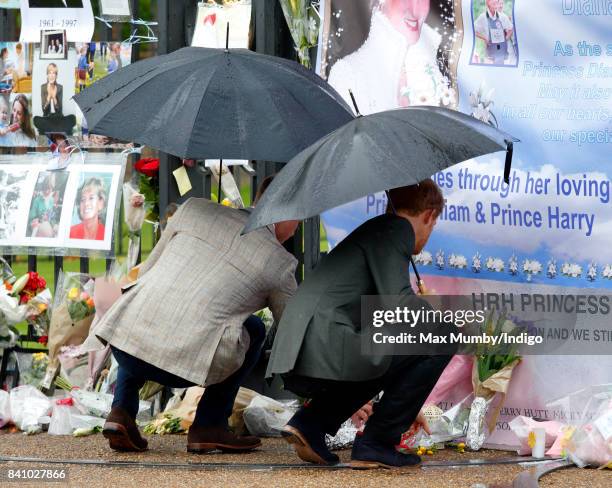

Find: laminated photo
<box><xmin>71</xmin><ymin>42</ymin><xmax>132</xmax><ymax>148</ymax></box>
<box><xmin>98</xmin><ymin>0</ymin><xmax>131</xmax><ymax>21</ymax></box>
<box><xmin>26</xmin><ymin>170</ymin><xmax>69</xmax><ymax>239</ymax></box>
<box><xmin>40</xmin><ymin>30</ymin><xmax>67</xmax><ymax>60</ymax></box>
<box><xmin>19</xmin><ymin>0</ymin><xmax>94</xmax><ymax>43</ymax></box>
<box><xmin>63</xmin><ymin>164</ymin><xmax>122</xmax><ymax>251</ymax></box>
<box><xmin>470</xmin><ymin>0</ymin><xmax>518</xmax><ymax>67</ymax></box>
<box><xmin>31</xmin><ymin>46</ymin><xmax>78</xmax><ymax>137</ymax></box>
<box><xmin>0</xmin><ymin>92</ymin><xmax>38</xmax><ymax>147</ymax></box>
<box><xmin>0</xmin><ymin>166</ymin><xmax>29</xmax><ymax>242</ymax></box>
<box><xmin>0</xmin><ymin>42</ymin><xmax>34</xmax><ymax>96</ymax></box>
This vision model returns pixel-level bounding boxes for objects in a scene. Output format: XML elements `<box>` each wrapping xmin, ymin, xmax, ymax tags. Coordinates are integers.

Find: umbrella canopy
<box><xmin>243</xmin><ymin>106</ymin><xmax>518</xmax><ymax>233</ymax></box>
<box><xmin>73</xmin><ymin>46</ymin><xmax>354</xmax><ymax>161</ymax></box>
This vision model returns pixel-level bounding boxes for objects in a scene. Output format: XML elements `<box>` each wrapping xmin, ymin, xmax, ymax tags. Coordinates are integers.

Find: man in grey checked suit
<box><xmin>95</xmin><ymin>180</ymin><xmax>299</xmax><ymax>453</ymax></box>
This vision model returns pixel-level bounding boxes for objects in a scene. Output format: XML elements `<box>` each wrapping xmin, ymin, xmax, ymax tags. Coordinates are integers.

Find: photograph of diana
<box><xmin>470</xmin><ymin>0</ymin><xmax>518</xmax><ymax>66</ymax></box>
<box><xmin>322</xmin><ymin>0</ymin><xmax>462</xmax><ymax>115</ymax></box>
<box><xmin>69</xmin><ymin>174</ymin><xmax>110</xmax><ymax>241</ymax></box>
<box><xmin>40</xmin><ymin>30</ymin><xmax>67</xmax><ymax>60</ymax></box>
<box><xmin>26</xmin><ymin>170</ymin><xmax>69</xmax><ymax>238</ymax></box>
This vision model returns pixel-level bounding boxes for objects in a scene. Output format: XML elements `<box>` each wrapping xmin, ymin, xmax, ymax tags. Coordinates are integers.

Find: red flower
<box><xmin>24</xmin><ymin>272</ymin><xmax>46</xmax><ymax>293</ymax></box>
<box><xmin>38</xmin><ymin>336</ymin><xmax>48</xmax><ymax>345</ymax></box>
<box><xmin>135</xmin><ymin>158</ymin><xmax>159</xmax><ymax>177</ymax></box>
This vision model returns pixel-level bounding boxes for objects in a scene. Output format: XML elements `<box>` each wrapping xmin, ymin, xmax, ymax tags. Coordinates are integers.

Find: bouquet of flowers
<box><xmin>467</xmin><ymin>311</ymin><xmax>521</xmax><ymax>450</ymax></box>
<box><xmin>16</xmin><ymin>351</ymin><xmax>49</xmax><ymax>388</ymax></box>
<box><xmin>0</xmin><ymin>258</ymin><xmax>51</xmax><ymax>347</ymax></box>
<box><xmin>63</xmin><ymin>278</ymin><xmax>95</xmax><ymax>323</ymax></box>
<box><xmin>44</xmin><ymin>272</ymin><xmax>97</xmax><ymax>389</ymax></box>
<box><xmin>122</xmin><ymin>182</ymin><xmax>146</xmax><ymax>270</ymax></box>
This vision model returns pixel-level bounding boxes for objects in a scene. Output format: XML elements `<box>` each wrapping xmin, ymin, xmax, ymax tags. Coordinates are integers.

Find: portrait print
<box><xmin>26</xmin><ymin>170</ymin><xmax>69</xmax><ymax>238</ymax></box>
<box><xmin>0</xmin><ymin>168</ymin><xmax>28</xmax><ymax>241</ymax></box>
<box><xmin>0</xmin><ymin>92</ymin><xmax>37</xmax><ymax>147</ymax></box>
<box><xmin>470</xmin><ymin>0</ymin><xmax>518</xmax><ymax>66</ymax></box>
<box><xmin>69</xmin><ymin>172</ymin><xmax>111</xmax><ymax>241</ymax></box>
<box><xmin>321</xmin><ymin>0</ymin><xmax>462</xmax><ymax>113</ymax></box>
<box><xmin>31</xmin><ymin>46</ymin><xmax>77</xmax><ymax>136</ymax></box>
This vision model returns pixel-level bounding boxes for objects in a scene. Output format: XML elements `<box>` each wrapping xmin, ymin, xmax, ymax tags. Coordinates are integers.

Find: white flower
<box><xmin>414</xmin><ymin>251</ymin><xmax>433</xmax><ymax>265</ymax></box>
<box><xmin>486</xmin><ymin>257</ymin><xmax>504</xmax><ymax>272</ymax></box>
<box><xmin>523</xmin><ymin>259</ymin><xmax>542</xmax><ymax>275</ymax></box>
<box><xmin>472</xmin><ymin>103</ymin><xmax>491</xmax><ymax>124</ymax></box>
<box><xmin>439</xmin><ymin>86</ymin><xmax>456</xmax><ymax>106</ymax></box>
<box><xmin>602</xmin><ymin>265</ymin><xmax>612</xmax><ymax>279</ymax></box>
<box><xmin>449</xmin><ymin>254</ymin><xmax>467</xmax><ymax>269</ymax></box>
<box><xmin>561</xmin><ymin>262</ymin><xmax>582</xmax><ymax>278</ymax></box>
<box><xmin>411</xmin><ymin>90</ymin><xmax>436</xmax><ymax>106</ymax></box>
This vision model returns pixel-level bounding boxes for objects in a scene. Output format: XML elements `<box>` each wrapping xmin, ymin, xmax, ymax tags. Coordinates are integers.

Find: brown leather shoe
<box><xmin>187</xmin><ymin>425</ymin><xmax>261</xmax><ymax>453</ymax></box>
<box><xmin>103</xmin><ymin>407</ymin><xmax>148</xmax><ymax>452</ymax></box>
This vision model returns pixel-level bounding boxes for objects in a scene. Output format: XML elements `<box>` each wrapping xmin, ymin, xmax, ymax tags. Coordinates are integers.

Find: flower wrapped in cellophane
<box><xmin>122</xmin><ymin>182</ymin><xmax>146</xmax><ymax>270</ymax></box>
<box><xmin>43</xmin><ymin>272</ymin><xmax>96</xmax><ymax>390</ymax></box>
<box><xmin>467</xmin><ymin>311</ymin><xmax>521</xmax><ymax>450</ymax></box>
<box><xmin>0</xmin><ymin>258</ymin><xmax>51</xmax><ymax>347</ymax></box>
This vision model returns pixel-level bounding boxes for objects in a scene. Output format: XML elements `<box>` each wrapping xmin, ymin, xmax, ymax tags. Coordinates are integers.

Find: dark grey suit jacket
<box><xmin>267</xmin><ymin>214</ymin><xmax>424</xmax><ymax>384</ymax></box>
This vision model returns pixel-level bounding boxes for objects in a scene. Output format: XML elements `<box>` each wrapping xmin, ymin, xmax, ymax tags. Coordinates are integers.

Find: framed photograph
<box><xmin>99</xmin><ymin>0</ymin><xmax>131</xmax><ymax>22</ymax></box>
<box><xmin>40</xmin><ymin>30</ymin><xmax>67</xmax><ymax>60</ymax></box>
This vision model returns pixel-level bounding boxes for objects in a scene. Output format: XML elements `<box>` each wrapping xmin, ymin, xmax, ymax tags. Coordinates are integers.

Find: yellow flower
<box><xmin>221</xmin><ymin>198</ymin><xmax>233</xmax><ymax>207</ymax></box>
<box><xmin>67</xmin><ymin>287</ymin><xmax>79</xmax><ymax>300</ymax></box>
<box><xmin>528</xmin><ymin>431</ymin><xmax>536</xmax><ymax>449</ymax></box>
<box><xmin>37</xmin><ymin>303</ymin><xmax>48</xmax><ymax>312</ymax></box>
<box><xmin>426</xmin><ymin>450</ymin><xmax>434</xmax><ymax>455</ymax></box>
<box><xmin>458</xmin><ymin>442</ymin><xmax>465</xmax><ymax>449</ymax></box>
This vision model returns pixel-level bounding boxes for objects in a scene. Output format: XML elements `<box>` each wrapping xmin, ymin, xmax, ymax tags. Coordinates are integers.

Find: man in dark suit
<box><xmin>29</xmin><ymin>0</ymin><xmax>84</xmax><ymax>8</ymax></box>
<box><xmin>267</xmin><ymin>179</ymin><xmax>453</xmax><ymax>469</ymax></box>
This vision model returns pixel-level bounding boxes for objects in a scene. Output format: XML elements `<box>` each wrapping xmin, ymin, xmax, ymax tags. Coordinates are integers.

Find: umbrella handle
<box><xmin>410</xmin><ymin>257</ymin><xmax>426</xmax><ymax>294</ymax></box>
<box><xmin>217</xmin><ymin>159</ymin><xmax>223</xmax><ymax>203</ymax></box>
<box><xmin>504</xmin><ymin>140</ymin><xmax>514</xmax><ymax>184</ymax></box>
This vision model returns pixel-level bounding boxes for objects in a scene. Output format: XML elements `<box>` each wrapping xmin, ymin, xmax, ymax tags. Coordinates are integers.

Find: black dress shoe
<box><xmin>350</xmin><ymin>434</ymin><xmax>421</xmax><ymax>469</ymax></box>
<box><xmin>281</xmin><ymin>408</ymin><xmax>339</xmax><ymax>465</ymax></box>
<box><xmin>103</xmin><ymin>407</ymin><xmax>148</xmax><ymax>452</ymax></box>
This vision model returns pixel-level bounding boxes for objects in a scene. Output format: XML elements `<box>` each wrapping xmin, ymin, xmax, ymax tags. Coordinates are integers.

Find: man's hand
<box><xmin>417</xmin><ymin>280</ymin><xmax>436</xmax><ymax>296</ymax></box>
<box><xmin>350</xmin><ymin>401</ymin><xmax>373</xmax><ymax>429</ymax></box>
<box><xmin>415</xmin><ymin>410</ymin><xmax>431</xmax><ymax>435</ymax></box>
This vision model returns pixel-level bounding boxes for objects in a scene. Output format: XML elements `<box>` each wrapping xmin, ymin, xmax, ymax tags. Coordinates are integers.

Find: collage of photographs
<box><xmin>0</xmin><ymin>37</ymin><xmax>131</xmax><ymax>149</ymax></box>
<box><xmin>0</xmin><ymin>160</ymin><xmax>122</xmax><ymax>251</ymax></box>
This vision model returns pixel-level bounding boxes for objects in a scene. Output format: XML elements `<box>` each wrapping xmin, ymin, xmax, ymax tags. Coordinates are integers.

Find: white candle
<box><xmin>532</xmin><ymin>428</ymin><xmax>546</xmax><ymax>458</ymax></box>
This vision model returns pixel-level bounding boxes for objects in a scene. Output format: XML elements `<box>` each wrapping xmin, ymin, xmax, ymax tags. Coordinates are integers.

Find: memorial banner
<box><xmin>317</xmin><ymin>0</ymin><xmax>612</xmax><ymax>448</ymax></box>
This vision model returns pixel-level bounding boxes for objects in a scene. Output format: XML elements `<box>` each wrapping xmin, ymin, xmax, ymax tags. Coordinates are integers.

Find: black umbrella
<box><xmin>243</xmin><ymin>104</ymin><xmax>518</xmax><ymax>288</ymax></box>
<box><xmin>73</xmin><ymin>46</ymin><xmax>354</xmax><ymax>162</ymax></box>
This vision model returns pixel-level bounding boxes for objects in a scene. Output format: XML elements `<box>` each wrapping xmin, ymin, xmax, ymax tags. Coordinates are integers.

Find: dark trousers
<box><xmin>286</xmin><ymin>354</ymin><xmax>451</xmax><ymax>445</ymax></box>
<box><xmin>111</xmin><ymin>315</ymin><xmax>266</xmax><ymax>428</ymax></box>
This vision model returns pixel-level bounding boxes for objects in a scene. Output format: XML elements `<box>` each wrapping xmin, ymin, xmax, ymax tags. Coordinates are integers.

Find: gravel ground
<box><xmin>0</xmin><ymin>431</ymin><xmax>609</xmax><ymax>487</ymax></box>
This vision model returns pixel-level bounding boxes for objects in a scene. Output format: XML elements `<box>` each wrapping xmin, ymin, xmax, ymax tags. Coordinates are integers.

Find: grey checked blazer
<box><xmin>95</xmin><ymin>198</ymin><xmax>297</xmax><ymax>386</ymax></box>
